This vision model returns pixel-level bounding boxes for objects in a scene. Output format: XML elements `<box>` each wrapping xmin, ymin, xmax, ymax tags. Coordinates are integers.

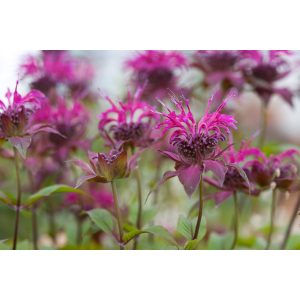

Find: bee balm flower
<box><xmin>125</xmin><ymin>51</ymin><xmax>187</xmax><ymax>102</ymax></box>
<box><xmin>242</xmin><ymin>50</ymin><xmax>294</xmax><ymax>106</ymax></box>
<box><xmin>98</xmin><ymin>89</ymin><xmax>159</xmax><ymax>149</ymax></box>
<box><xmin>0</xmin><ymin>82</ymin><xmax>60</xmax><ymax>157</ymax></box>
<box><xmin>156</xmin><ymin>90</ymin><xmax>237</xmax><ymax>196</ymax></box>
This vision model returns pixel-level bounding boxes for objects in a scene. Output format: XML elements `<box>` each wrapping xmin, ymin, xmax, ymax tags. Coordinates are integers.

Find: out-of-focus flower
<box><xmin>71</xmin><ymin>147</ymin><xmax>139</xmax><ymax>187</ymax></box>
<box><xmin>125</xmin><ymin>50</ymin><xmax>187</xmax><ymax>102</ymax></box>
<box><xmin>21</xmin><ymin>51</ymin><xmax>95</xmax><ymax>98</ymax></box>
<box><xmin>246</xmin><ymin>148</ymin><xmax>300</xmax><ymax>191</ymax></box>
<box><xmin>65</xmin><ymin>183</ymin><xmax>113</xmax><ymax>211</ymax></box>
<box><xmin>205</xmin><ymin>141</ymin><xmax>262</xmax><ymax>205</ymax></box>
<box><xmin>155</xmin><ymin>90</ymin><xmax>237</xmax><ymax>196</ymax></box>
<box><xmin>32</xmin><ymin>98</ymin><xmax>90</xmax><ymax>161</ymax></box>
<box><xmin>242</xmin><ymin>50</ymin><xmax>294</xmax><ymax>106</ymax></box>
<box><xmin>192</xmin><ymin>50</ymin><xmax>249</xmax><ymax>91</ymax></box>
<box><xmin>0</xmin><ymin>82</ymin><xmax>60</xmax><ymax>157</ymax></box>
<box><xmin>98</xmin><ymin>88</ymin><xmax>159</xmax><ymax>149</ymax></box>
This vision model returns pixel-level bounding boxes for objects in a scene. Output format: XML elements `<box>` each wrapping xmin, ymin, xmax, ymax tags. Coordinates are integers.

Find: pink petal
<box><xmin>204</xmin><ymin>160</ymin><xmax>227</xmax><ymax>187</ymax></box>
<box><xmin>177</xmin><ymin>164</ymin><xmax>202</xmax><ymax>197</ymax></box>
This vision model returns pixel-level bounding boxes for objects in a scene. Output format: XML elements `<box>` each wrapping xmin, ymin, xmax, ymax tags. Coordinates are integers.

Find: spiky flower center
<box><xmin>113</xmin><ymin>122</ymin><xmax>146</xmax><ymax>142</ymax></box>
<box><xmin>206</xmin><ymin>52</ymin><xmax>239</xmax><ymax>71</ymax></box>
<box><xmin>175</xmin><ymin>133</ymin><xmax>225</xmax><ymax>162</ymax></box>
<box><xmin>0</xmin><ymin>106</ymin><xmax>30</xmax><ymax>137</ymax></box>
<box><xmin>138</xmin><ymin>67</ymin><xmax>174</xmax><ymax>88</ymax></box>
<box><xmin>252</xmin><ymin>64</ymin><xmax>278</xmax><ymax>83</ymax></box>
<box><xmin>98</xmin><ymin>149</ymin><xmax>122</xmax><ymax>165</ymax></box>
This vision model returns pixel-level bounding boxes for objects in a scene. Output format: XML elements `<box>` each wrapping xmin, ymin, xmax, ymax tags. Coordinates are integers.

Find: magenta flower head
<box><xmin>192</xmin><ymin>50</ymin><xmax>248</xmax><ymax>91</ymax></box>
<box><xmin>33</xmin><ymin>98</ymin><xmax>90</xmax><ymax>161</ymax></box>
<box><xmin>125</xmin><ymin>50</ymin><xmax>187</xmax><ymax>101</ymax></box>
<box><xmin>242</xmin><ymin>50</ymin><xmax>294</xmax><ymax>106</ymax></box>
<box><xmin>98</xmin><ymin>88</ymin><xmax>159</xmax><ymax>149</ymax></box>
<box><xmin>71</xmin><ymin>147</ymin><xmax>139</xmax><ymax>188</ymax></box>
<box><xmin>21</xmin><ymin>51</ymin><xmax>95</xmax><ymax>97</ymax></box>
<box><xmin>65</xmin><ymin>183</ymin><xmax>113</xmax><ymax>211</ymax></box>
<box><xmin>156</xmin><ymin>89</ymin><xmax>237</xmax><ymax>196</ymax></box>
<box><xmin>247</xmin><ymin>148</ymin><xmax>300</xmax><ymax>191</ymax></box>
<box><xmin>205</xmin><ymin>141</ymin><xmax>262</xmax><ymax>205</ymax></box>
<box><xmin>0</xmin><ymin>82</ymin><xmax>59</xmax><ymax>157</ymax></box>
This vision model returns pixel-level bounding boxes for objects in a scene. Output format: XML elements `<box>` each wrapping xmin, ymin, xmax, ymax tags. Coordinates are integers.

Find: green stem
<box><xmin>76</xmin><ymin>217</ymin><xmax>83</xmax><ymax>247</ymax></box>
<box><xmin>111</xmin><ymin>181</ymin><xmax>124</xmax><ymax>250</ymax></box>
<box><xmin>280</xmin><ymin>195</ymin><xmax>300</xmax><ymax>250</ymax></box>
<box><xmin>48</xmin><ymin>201</ymin><xmax>57</xmax><ymax>246</ymax></box>
<box><xmin>192</xmin><ymin>174</ymin><xmax>203</xmax><ymax>240</ymax></box>
<box><xmin>266</xmin><ymin>189</ymin><xmax>277</xmax><ymax>250</ymax></box>
<box><xmin>230</xmin><ymin>192</ymin><xmax>239</xmax><ymax>250</ymax></box>
<box><xmin>12</xmin><ymin>148</ymin><xmax>22</xmax><ymax>250</ymax></box>
<box><xmin>32</xmin><ymin>205</ymin><xmax>38</xmax><ymax>250</ymax></box>
<box><xmin>259</xmin><ymin>103</ymin><xmax>268</xmax><ymax>149</ymax></box>
<box><xmin>133</xmin><ymin>169</ymin><xmax>143</xmax><ymax>250</ymax></box>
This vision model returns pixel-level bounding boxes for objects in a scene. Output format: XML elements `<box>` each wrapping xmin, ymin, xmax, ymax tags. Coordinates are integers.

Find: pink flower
<box><xmin>242</xmin><ymin>50</ymin><xmax>294</xmax><ymax>106</ymax></box>
<box><xmin>156</xmin><ymin>90</ymin><xmax>237</xmax><ymax>196</ymax></box>
<box><xmin>32</xmin><ymin>97</ymin><xmax>90</xmax><ymax>161</ymax></box>
<box><xmin>125</xmin><ymin>50</ymin><xmax>187</xmax><ymax>102</ymax></box>
<box><xmin>98</xmin><ymin>88</ymin><xmax>159</xmax><ymax>149</ymax></box>
<box><xmin>71</xmin><ymin>147</ymin><xmax>140</xmax><ymax>188</ymax></box>
<box><xmin>246</xmin><ymin>148</ymin><xmax>300</xmax><ymax>191</ymax></box>
<box><xmin>192</xmin><ymin>50</ymin><xmax>248</xmax><ymax>91</ymax></box>
<box><xmin>65</xmin><ymin>183</ymin><xmax>113</xmax><ymax>211</ymax></box>
<box><xmin>0</xmin><ymin>82</ymin><xmax>59</xmax><ymax>157</ymax></box>
<box><xmin>205</xmin><ymin>141</ymin><xmax>263</xmax><ymax>205</ymax></box>
<box><xmin>21</xmin><ymin>51</ymin><xmax>95</xmax><ymax>97</ymax></box>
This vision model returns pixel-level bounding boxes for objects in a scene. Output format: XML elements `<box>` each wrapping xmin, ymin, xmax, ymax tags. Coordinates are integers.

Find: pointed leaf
<box><xmin>176</xmin><ymin>215</ymin><xmax>194</xmax><ymax>240</ymax></box>
<box><xmin>0</xmin><ymin>190</ymin><xmax>16</xmax><ymax>206</ymax></box>
<box><xmin>145</xmin><ymin>226</ymin><xmax>177</xmax><ymax>246</ymax></box>
<box><xmin>87</xmin><ymin>208</ymin><xmax>115</xmax><ymax>233</ymax></box>
<box><xmin>24</xmin><ymin>184</ymin><xmax>84</xmax><ymax>207</ymax></box>
<box><xmin>184</xmin><ymin>238</ymin><xmax>202</xmax><ymax>250</ymax></box>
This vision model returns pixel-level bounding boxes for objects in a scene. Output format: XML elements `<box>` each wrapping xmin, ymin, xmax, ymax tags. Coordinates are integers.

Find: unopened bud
<box><xmin>270</xmin><ymin>182</ymin><xmax>277</xmax><ymax>190</ymax></box>
<box><xmin>275</xmin><ymin>168</ymin><xmax>281</xmax><ymax>178</ymax></box>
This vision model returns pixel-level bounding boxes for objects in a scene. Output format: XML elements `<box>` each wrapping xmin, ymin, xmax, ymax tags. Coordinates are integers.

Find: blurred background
<box><xmin>1</xmin><ymin>50</ymin><xmax>300</xmax><ymax>142</ymax></box>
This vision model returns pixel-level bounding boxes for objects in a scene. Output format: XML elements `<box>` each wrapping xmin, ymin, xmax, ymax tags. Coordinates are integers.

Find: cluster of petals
<box><xmin>21</xmin><ymin>51</ymin><xmax>95</xmax><ymax>94</ymax></box>
<box><xmin>0</xmin><ymin>82</ymin><xmax>59</xmax><ymax>157</ymax></box>
<box><xmin>155</xmin><ymin>90</ymin><xmax>238</xmax><ymax>196</ymax></box>
<box><xmin>98</xmin><ymin>88</ymin><xmax>159</xmax><ymax>148</ymax></box>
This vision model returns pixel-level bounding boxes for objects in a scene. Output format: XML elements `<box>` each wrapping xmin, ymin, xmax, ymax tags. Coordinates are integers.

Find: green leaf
<box><xmin>123</xmin><ymin>229</ymin><xmax>143</xmax><ymax>244</ymax></box>
<box><xmin>177</xmin><ymin>215</ymin><xmax>194</xmax><ymax>239</ymax></box>
<box><xmin>145</xmin><ymin>226</ymin><xmax>177</xmax><ymax>246</ymax></box>
<box><xmin>176</xmin><ymin>215</ymin><xmax>207</xmax><ymax>241</ymax></box>
<box><xmin>24</xmin><ymin>184</ymin><xmax>83</xmax><ymax>207</ymax></box>
<box><xmin>184</xmin><ymin>238</ymin><xmax>202</xmax><ymax>250</ymax></box>
<box><xmin>87</xmin><ymin>208</ymin><xmax>115</xmax><ymax>233</ymax></box>
<box><xmin>0</xmin><ymin>190</ymin><xmax>16</xmax><ymax>206</ymax></box>
<box><xmin>123</xmin><ymin>225</ymin><xmax>178</xmax><ymax>247</ymax></box>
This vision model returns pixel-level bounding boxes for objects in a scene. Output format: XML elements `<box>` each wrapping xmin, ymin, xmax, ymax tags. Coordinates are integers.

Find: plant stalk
<box><xmin>12</xmin><ymin>148</ymin><xmax>22</xmax><ymax>250</ymax></box>
<box><xmin>32</xmin><ymin>205</ymin><xmax>38</xmax><ymax>250</ymax></box>
<box><xmin>111</xmin><ymin>180</ymin><xmax>124</xmax><ymax>250</ymax></box>
<box><xmin>192</xmin><ymin>174</ymin><xmax>203</xmax><ymax>240</ymax></box>
<box><xmin>133</xmin><ymin>169</ymin><xmax>143</xmax><ymax>250</ymax></box>
<box><xmin>280</xmin><ymin>195</ymin><xmax>300</xmax><ymax>250</ymax></box>
<box><xmin>266</xmin><ymin>188</ymin><xmax>277</xmax><ymax>250</ymax></box>
<box><xmin>230</xmin><ymin>192</ymin><xmax>239</xmax><ymax>250</ymax></box>
<box><xmin>259</xmin><ymin>103</ymin><xmax>268</xmax><ymax>149</ymax></box>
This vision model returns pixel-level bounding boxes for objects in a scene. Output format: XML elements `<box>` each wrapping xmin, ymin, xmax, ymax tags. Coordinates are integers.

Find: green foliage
<box><xmin>87</xmin><ymin>208</ymin><xmax>115</xmax><ymax>233</ymax></box>
<box><xmin>24</xmin><ymin>184</ymin><xmax>84</xmax><ymax>207</ymax></box>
